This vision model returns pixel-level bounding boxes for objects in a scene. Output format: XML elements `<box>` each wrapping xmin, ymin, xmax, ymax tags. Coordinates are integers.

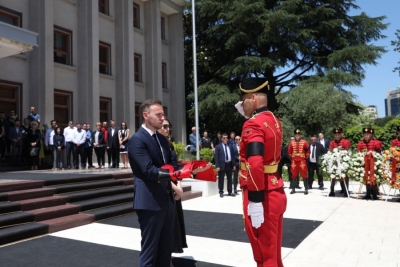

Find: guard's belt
<box><xmin>246</xmin><ymin>142</ymin><xmax>264</xmax><ymax>159</ymax></box>
<box><xmin>240</xmin><ymin>162</ymin><xmax>278</xmax><ymax>173</ymax></box>
<box><xmin>291</xmin><ymin>153</ymin><xmax>305</xmax><ymax>157</ymax></box>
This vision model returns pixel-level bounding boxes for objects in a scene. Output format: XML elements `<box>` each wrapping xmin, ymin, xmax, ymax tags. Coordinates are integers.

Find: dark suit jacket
<box><xmin>8</xmin><ymin>127</ymin><xmax>25</xmax><ymax>146</ymax></box>
<box><xmin>319</xmin><ymin>139</ymin><xmax>330</xmax><ymax>152</ymax></box>
<box><xmin>93</xmin><ymin>130</ymin><xmax>105</xmax><ymax>146</ymax></box>
<box><xmin>107</xmin><ymin>126</ymin><xmax>120</xmax><ymax>148</ymax></box>
<box><xmin>214</xmin><ymin>142</ymin><xmax>238</xmax><ymax>170</ymax></box>
<box><xmin>307</xmin><ymin>142</ymin><xmax>325</xmax><ymax>165</ymax></box>
<box><xmin>128</xmin><ymin>127</ymin><xmax>175</xmax><ymax>211</ymax></box>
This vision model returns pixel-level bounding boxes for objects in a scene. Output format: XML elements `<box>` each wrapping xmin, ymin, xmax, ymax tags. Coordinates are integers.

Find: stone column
<box><xmin>168</xmin><ymin>12</ymin><xmax>186</xmax><ymax>144</ymax></box>
<box><xmin>29</xmin><ymin>0</ymin><xmax>54</xmax><ymax>122</ymax></box>
<box><xmin>144</xmin><ymin>0</ymin><xmax>162</xmax><ymax>100</ymax></box>
<box><xmin>114</xmin><ymin>0</ymin><xmax>135</xmax><ymax>128</ymax></box>
<box><xmin>77</xmin><ymin>0</ymin><xmax>99</xmax><ymax>124</ymax></box>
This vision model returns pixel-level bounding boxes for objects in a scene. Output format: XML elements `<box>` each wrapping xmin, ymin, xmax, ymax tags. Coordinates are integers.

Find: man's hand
<box><xmin>215</xmin><ymin>167</ymin><xmax>220</xmax><ymax>171</ymax></box>
<box><xmin>248</xmin><ymin>202</ymin><xmax>264</xmax><ymax>229</ymax></box>
<box><xmin>192</xmin><ymin>162</ymin><xmax>212</xmax><ymax>175</ymax></box>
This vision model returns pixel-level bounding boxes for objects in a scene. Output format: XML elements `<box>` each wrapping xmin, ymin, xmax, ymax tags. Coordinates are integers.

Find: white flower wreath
<box><xmin>321</xmin><ymin>148</ymin><xmax>351</xmax><ymax>180</ymax></box>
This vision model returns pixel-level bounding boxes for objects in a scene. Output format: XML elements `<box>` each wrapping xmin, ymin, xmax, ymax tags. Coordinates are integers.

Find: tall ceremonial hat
<box><xmin>362</xmin><ymin>127</ymin><xmax>372</xmax><ymax>134</ymax></box>
<box><xmin>397</xmin><ymin>126</ymin><xmax>400</xmax><ymax>132</ymax></box>
<box><xmin>294</xmin><ymin>129</ymin><xmax>302</xmax><ymax>135</ymax></box>
<box><xmin>333</xmin><ymin>127</ymin><xmax>343</xmax><ymax>134</ymax></box>
<box><xmin>239</xmin><ymin>77</ymin><xmax>270</xmax><ymax>96</ymax></box>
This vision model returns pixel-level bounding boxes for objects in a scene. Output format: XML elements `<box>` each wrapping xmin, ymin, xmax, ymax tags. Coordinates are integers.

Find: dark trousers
<box><xmin>308</xmin><ymin>162</ymin><xmax>323</xmax><ymax>188</ymax></box>
<box><xmin>278</xmin><ymin>161</ymin><xmax>297</xmax><ymax>187</ymax></box>
<box><xmin>136</xmin><ymin>196</ymin><xmax>175</xmax><ymax>267</ymax></box>
<box><xmin>85</xmin><ymin>146</ymin><xmax>93</xmax><ymax>167</ymax></box>
<box><xmin>0</xmin><ymin>137</ymin><xmax>5</xmax><ymax>158</ymax></box>
<box><xmin>107</xmin><ymin>148</ymin><xmax>111</xmax><ymax>164</ymax></box>
<box><xmin>110</xmin><ymin>146</ymin><xmax>120</xmax><ymax>167</ymax></box>
<box><xmin>233</xmin><ymin>166</ymin><xmax>239</xmax><ymax>192</ymax></box>
<box><xmin>218</xmin><ymin>162</ymin><xmax>233</xmax><ymax>194</ymax></box>
<box><xmin>95</xmin><ymin>147</ymin><xmax>105</xmax><ymax>167</ymax></box>
<box><xmin>73</xmin><ymin>144</ymin><xmax>85</xmax><ymax>168</ymax></box>
<box><xmin>55</xmin><ymin>148</ymin><xmax>64</xmax><ymax>168</ymax></box>
<box><xmin>12</xmin><ymin>143</ymin><xmax>23</xmax><ymax>165</ymax></box>
<box><xmin>66</xmin><ymin>142</ymin><xmax>75</xmax><ymax>167</ymax></box>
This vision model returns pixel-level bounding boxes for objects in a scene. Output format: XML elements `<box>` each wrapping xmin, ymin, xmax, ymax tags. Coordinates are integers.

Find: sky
<box><xmin>346</xmin><ymin>0</ymin><xmax>400</xmax><ymax>117</ymax></box>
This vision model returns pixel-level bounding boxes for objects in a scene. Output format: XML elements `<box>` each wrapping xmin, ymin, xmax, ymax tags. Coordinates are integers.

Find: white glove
<box><xmin>235</xmin><ymin>101</ymin><xmax>249</xmax><ymax>119</ymax></box>
<box><xmin>248</xmin><ymin>202</ymin><xmax>264</xmax><ymax>228</ymax></box>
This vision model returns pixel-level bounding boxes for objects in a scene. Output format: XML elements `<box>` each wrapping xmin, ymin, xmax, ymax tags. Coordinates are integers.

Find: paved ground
<box><xmin>1</xmin><ymin>168</ymin><xmax>400</xmax><ymax>267</ymax></box>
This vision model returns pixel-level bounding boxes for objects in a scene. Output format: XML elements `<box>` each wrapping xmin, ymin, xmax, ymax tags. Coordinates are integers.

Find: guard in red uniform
<box><xmin>329</xmin><ymin>127</ymin><xmax>351</xmax><ymax>197</ymax></box>
<box><xmin>357</xmin><ymin>127</ymin><xmax>380</xmax><ymax>200</ymax></box>
<box><xmin>391</xmin><ymin>126</ymin><xmax>400</xmax><ymax>147</ymax></box>
<box><xmin>237</xmin><ymin>78</ymin><xmax>287</xmax><ymax>267</ymax></box>
<box><xmin>391</xmin><ymin>126</ymin><xmax>400</xmax><ymax>202</ymax></box>
<box><xmin>370</xmin><ymin>128</ymin><xmax>383</xmax><ymax>152</ymax></box>
<box><xmin>288</xmin><ymin>129</ymin><xmax>310</xmax><ymax>195</ymax></box>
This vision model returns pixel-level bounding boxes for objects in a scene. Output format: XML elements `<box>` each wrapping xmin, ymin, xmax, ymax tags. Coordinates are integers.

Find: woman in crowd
<box><xmin>157</xmin><ymin>118</ymin><xmax>187</xmax><ymax>266</ymax></box>
<box><xmin>118</xmin><ymin>122</ymin><xmax>130</xmax><ymax>169</ymax></box>
<box><xmin>93</xmin><ymin>122</ymin><xmax>105</xmax><ymax>169</ymax></box>
<box><xmin>27</xmin><ymin>121</ymin><xmax>41</xmax><ymax>170</ymax></box>
<box><xmin>53</xmin><ymin>127</ymin><xmax>65</xmax><ymax>170</ymax></box>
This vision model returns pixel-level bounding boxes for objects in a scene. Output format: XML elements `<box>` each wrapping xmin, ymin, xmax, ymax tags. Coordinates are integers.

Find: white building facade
<box><xmin>0</xmin><ymin>0</ymin><xmax>186</xmax><ymax>142</ymax></box>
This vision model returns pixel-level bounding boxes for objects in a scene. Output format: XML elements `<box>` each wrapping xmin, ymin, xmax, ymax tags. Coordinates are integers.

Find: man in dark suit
<box><xmin>278</xmin><ymin>137</ymin><xmax>295</xmax><ymax>187</ymax></box>
<box><xmin>128</xmin><ymin>99</ymin><xmax>176</xmax><ymax>267</ymax></box>
<box><xmin>232</xmin><ymin>135</ymin><xmax>241</xmax><ymax>194</ymax></box>
<box><xmin>107</xmin><ymin>120</ymin><xmax>120</xmax><ymax>168</ymax></box>
<box><xmin>215</xmin><ymin>133</ymin><xmax>238</xmax><ymax>197</ymax></box>
<box><xmin>318</xmin><ymin>132</ymin><xmax>330</xmax><ymax>152</ymax></box>
<box><xmin>308</xmin><ymin>135</ymin><xmax>326</xmax><ymax>190</ymax></box>
<box><xmin>8</xmin><ymin>119</ymin><xmax>25</xmax><ymax>166</ymax></box>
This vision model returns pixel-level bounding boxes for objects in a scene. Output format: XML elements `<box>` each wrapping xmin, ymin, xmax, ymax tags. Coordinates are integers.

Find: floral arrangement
<box><xmin>383</xmin><ymin>147</ymin><xmax>400</xmax><ymax>188</ymax></box>
<box><xmin>348</xmin><ymin>150</ymin><xmax>388</xmax><ymax>185</ymax></box>
<box><xmin>321</xmin><ymin>148</ymin><xmax>351</xmax><ymax>180</ymax></box>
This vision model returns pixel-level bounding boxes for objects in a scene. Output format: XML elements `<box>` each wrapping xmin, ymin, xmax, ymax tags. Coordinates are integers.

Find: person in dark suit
<box><xmin>107</xmin><ymin>120</ymin><xmax>120</xmax><ymax>168</ymax></box>
<box><xmin>93</xmin><ymin>122</ymin><xmax>106</xmax><ymax>169</ymax></box>
<box><xmin>278</xmin><ymin>137</ymin><xmax>293</xmax><ymax>186</ymax></box>
<box><xmin>8</xmin><ymin>119</ymin><xmax>25</xmax><ymax>166</ymax></box>
<box><xmin>128</xmin><ymin>99</ymin><xmax>211</xmax><ymax>267</ymax></box>
<box><xmin>215</xmin><ymin>133</ymin><xmax>238</xmax><ymax>197</ymax></box>
<box><xmin>308</xmin><ymin>136</ymin><xmax>326</xmax><ymax>190</ymax></box>
<box><xmin>232</xmin><ymin>135</ymin><xmax>241</xmax><ymax>194</ymax></box>
<box><xmin>318</xmin><ymin>132</ymin><xmax>330</xmax><ymax>152</ymax></box>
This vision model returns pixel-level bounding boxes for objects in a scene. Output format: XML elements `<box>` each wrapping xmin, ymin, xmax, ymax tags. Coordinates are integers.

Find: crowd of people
<box><xmin>0</xmin><ymin>107</ymin><xmax>131</xmax><ymax>171</ymax></box>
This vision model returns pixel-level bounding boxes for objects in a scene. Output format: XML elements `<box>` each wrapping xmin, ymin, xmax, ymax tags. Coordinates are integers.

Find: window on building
<box><xmin>161</xmin><ymin>17</ymin><xmax>166</xmax><ymax>40</ymax></box>
<box><xmin>54</xmin><ymin>26</ymin><xmax>72</xmax><ymax>65</ymax></box>
<box><xmin>135</xmin><ymin>102</ymin><xmax>141</xmax><ymax>132</ymax></box>
<box><xmin>134</xmin><ymin>53</ymin><xmax>142</xmax><ymax>83</ymax></box>
<box><xmin>162</xmin><ymin>63</ymin><xmax>167</xmax><ymax>89</ymax></box>
<box><xmin>133</xmin><ymin>3</ymin><xmax>140</xmax><ymax>29</ymax></box>
<box><xmin>54</xmin><ymin>90</ymin><xmax>72</xmax><ymax>127</ymax></box>
<box><xmin>98</xmin><ymin>0</ymin><xmax>109</xmax><ymax>15</ymax></box>
<box><xmin>99</xmin><ymin>42</ymin><xmax>111</xmax><ymax>75</ymax></box>
<box><xmin>100</xmin><ymin>97</ymin><xmax>111</xmax><ymax>123</ymax></box>
<box><xmin>0</xmin><ymin>80</ymin><xmax>21</xmax><ymax>117</ymax></box>
<box><xmin>163</xmin><ymin>106</ymin><xmax>168</xmax><ymax>117</ymax></box>
<box><xmin>0</xmin><ymin>6</ymin><xmax>22</xmax><ymax>27</ymax></box>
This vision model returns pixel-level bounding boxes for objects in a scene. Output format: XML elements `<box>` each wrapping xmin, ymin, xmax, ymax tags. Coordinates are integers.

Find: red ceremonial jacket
<box><xmin>391</xmin><ymin>138</ymin><xmax>400</xmax><ymax>148</ymax></box>
<box><xmin>329</xmin><ymin>138</ymin><xmax>351</xmax><ymax>151</ymax></box>
<box><xmin>357</xmin><ymin>140</ymin><xmax>381</xmax><ymax>152</ymax></box>
<box><xmin>239</xmin><ymin>108</ymin><xmax>284</xmax><ymax>202</ymax></box>
<box><xmin>288</xmin><ymin>140</ymin><xmax>310</xmax><ymax>161</ymax></box>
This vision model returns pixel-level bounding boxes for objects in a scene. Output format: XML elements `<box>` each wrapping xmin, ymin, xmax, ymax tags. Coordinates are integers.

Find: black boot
<box><xmin>339</xmin><ymin>180</ymin><xmax>345</xmax><ymax>193</ymax></box>
<box><xmin>303</xmin><ymin>180</ymin><xmax>308</xmax><ymax>195</ymax></box>
<box><xmin>290</xmin><ymin>187</ymin><xmax>295</xmax><ymax>194</ymax></box>
<box><xmin>329</xmin><ymin>180</ymin><xmax>335</xmax><ymax>196</ymax></box>
<box><xmin>371</xmin><ymin>185</ymin><xmax>378</xmax><ymax>200</ymax></box>
<box><xmin>363</xmin><ymin>184</ymin><xmax>371</xmax><ymax>200</ymax></box>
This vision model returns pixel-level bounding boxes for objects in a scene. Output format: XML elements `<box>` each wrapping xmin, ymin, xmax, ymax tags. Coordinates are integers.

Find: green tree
<box><xmin>392</xmin><ymin>29</ymin><xmax>400</xmax><ymax>76</ymax></box>
<box><xmin>374</xmin><ymin>115</ymin><xmax>396</xmax><ymax>127</ymax></box>
<box><xmin>184</xmin><ymin>0</ymin><xmax>387</xmax><ymax>133</ymax></box>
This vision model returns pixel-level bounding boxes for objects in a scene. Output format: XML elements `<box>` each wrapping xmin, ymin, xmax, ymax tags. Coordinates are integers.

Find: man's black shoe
<box><xmin>290</xmin><ymin>188</ymin><xmax>295</xmax><ymax>194</ymax></box>
<box><xmin>228</xmin><ymin>193</ymin><xmax>235</xmax><ymax>197</ymax></box>
<box><xmin>329</xmin><ymin>192</ymin><xmax>335</xmax><ymax>197</ymax></box>
<box><xmin>220</xmin><ymin>193</ymin><xmax>223</xmax><ymax>198</ymax></box>
<box><xmin>340</xmin><ymin>189</ymin><xmax>344</xmax><ymax>193</ymax></box>
<box><xmin>319</xmin><ymin>186</ymin><xmax>324</xmax><ymax>190</ymax></box>
<box><xmin>234</xmin><ymin>190</ymin><xmax>238</xmax><ymax>194</ymax></box>
<box><xmin>304</xmin><ymin>191</ymin><xmax>308</xmax><ymax>195</ymax></box>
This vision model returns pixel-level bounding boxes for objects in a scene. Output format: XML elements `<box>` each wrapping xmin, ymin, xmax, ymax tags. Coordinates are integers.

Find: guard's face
<box><xmin>144</xmin><ymin>104</ymin><xmax>164</xmax><ymax>131</ymax></box>
<box><xmin>334</xmin><ymin>133</ymin><xmax>341</xmax><ymax>140</ymax></box>
<box><xmin>241</xmin><ymin>93</ymin><xmax>255</xmax><ymax>117</ymax></box>
<box><xmin>363</xmin><ymin>133</ymin><xmax>371</xmax><ymax>142</ymax></box>
<box><xmin>294</xmin><ymin>134</ymin><xmax>301</xmax><ymax>141</ymax></box>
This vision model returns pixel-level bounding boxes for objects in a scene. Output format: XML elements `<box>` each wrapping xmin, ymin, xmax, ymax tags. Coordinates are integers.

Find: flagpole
<box><xmin>192</xmin><ymin>0</ymin><xmax>200</xmax><ymax>160</ymax></box>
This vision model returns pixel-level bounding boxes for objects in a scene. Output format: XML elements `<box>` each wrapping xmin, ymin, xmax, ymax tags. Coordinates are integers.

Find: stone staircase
<box><xmin>0</xmin><ymin>172</ymin><xmax>202</xmax><ymax>246</ymax></box>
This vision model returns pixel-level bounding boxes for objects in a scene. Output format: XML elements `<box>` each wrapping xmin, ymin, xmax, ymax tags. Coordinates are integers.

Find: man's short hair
<box><xmin>140</xmin><ymin>99</ymin><xmax>162</xmax><ymax>115</ymax></box>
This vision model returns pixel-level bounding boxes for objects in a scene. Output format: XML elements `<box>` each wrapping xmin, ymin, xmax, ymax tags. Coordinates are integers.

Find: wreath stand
<box><xmin>385</xmin><ymin>187</ymin><xmax>398</xmax><ymax>202</ymax></box>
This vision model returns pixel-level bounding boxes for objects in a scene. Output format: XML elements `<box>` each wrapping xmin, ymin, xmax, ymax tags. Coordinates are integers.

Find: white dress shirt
<box><xmin>73</xmin><ymin>129</ymin><xmax>87</xmax><ymax>145</ymax></box>
<box><xmin>45</xmin><ymin>128</ymin><xmax>55</xmax><ymax>146</ymax></box>
<box><xmin>64</xmin><ymin>126</ymin><xmax>76</xmax><ymax>142</ymax></box>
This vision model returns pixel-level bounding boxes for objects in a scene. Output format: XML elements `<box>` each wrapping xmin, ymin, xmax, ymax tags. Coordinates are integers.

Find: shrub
<box><xmin>200</xmin><ymin>148</ymin><xmax>214</xmax><ymax>163</ymax></box>
<box><xmin>173</xmin><ymin>142</ymin><xmax>186</xmax><ymax>160</ymax></box>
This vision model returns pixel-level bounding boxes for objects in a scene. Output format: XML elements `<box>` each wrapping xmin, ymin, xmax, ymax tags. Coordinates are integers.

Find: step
<box><xmin>43</xmin><ymin>174</ymin><xmax>116</xmax><ymax>186</ymax></box>
<box><xmin>182</xmin><ymin>185</ymin><xmax>191</xmax><ymax>192</ymax></box>
<box><xmin>0</xmin><ymin>212</ymin><xmax>35</xmax><ymax>228</ymax></box>
<box><xmin>0</xmin><ymin>202</ymin><xmax>21</xmax><ymax>214</ymax></box>
<box><xmin>72</xmin><ymin>193</ymin><xmax>133</xmax><ymax>212</ymax></box>
<box><xmin>6</xmin><ymin>188</ymin><xmax>56</xmax><ymax>202</ymax></box>
<box><xmin>27</xmin><ymin>204</ymin><xmax>81</xmax><ymax>221</ymax></box>
<box><xmin>84</xmin><ymin>203</ymin><xmax>134</xmax><ymax>221</ymax></box>
<box><xmin>40</xmin><ymin>213</ymin><xmax>95</xmax><ymax>233</ymax></box>
<box><xmin>112</xmin><ymin>173</ymin><xmax>133</xmax><ymax>180</ymax></box>
<box><xmin>52</xmin><ymin>179</ymin><xmax>124</xmax><ymax>194</ymax></box>
<box><xmin>64</xmin><ymin>185</ymin><xmax>133</xmax><ymax>202</ymax></box>
<box><xmin>0</xmin><ymin>180</ymin><xmax>44</xmax><ymax>193</ymax></box>
<box><xmin>18</xmin><ymin>195</ymin><xmax>69</xmax><ymax>211</ymax></box>
<box><xmin>181</xmin><ymin>190</ymin><xmax>202</xmax><ymax>202</ymax></box>
<box><xmin>119</xmin><ymin>178</ymin><xmax>133</xmax><ymax>185</ymax></box>
<box><xmin>0</xmin><ymin>223</ymin><xmax>48</xmax><ymax>246</ymax></box>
